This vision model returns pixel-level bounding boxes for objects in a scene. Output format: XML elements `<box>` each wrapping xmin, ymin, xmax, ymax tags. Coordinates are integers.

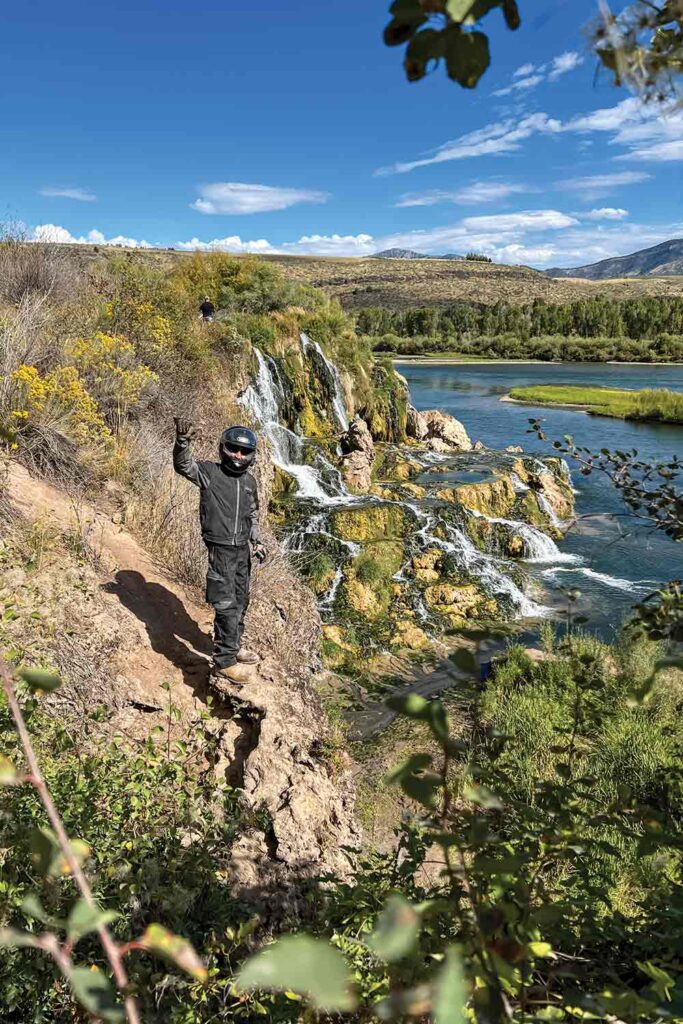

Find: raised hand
<box><xmin>174</xmin><ymin>416</ymin><xmax>196</xmax><ymax>442</ymax></box>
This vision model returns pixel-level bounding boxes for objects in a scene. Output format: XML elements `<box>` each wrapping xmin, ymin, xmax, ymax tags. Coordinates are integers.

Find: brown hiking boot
<box><xmin>212</xmin><ymin>663</ymin><xmax>256</xmax><ymax>684</ymax></box>
<box><xmin>236</xmin><ymin>649</ymin><xmax>260</xmax><ymax>665</ymax></box>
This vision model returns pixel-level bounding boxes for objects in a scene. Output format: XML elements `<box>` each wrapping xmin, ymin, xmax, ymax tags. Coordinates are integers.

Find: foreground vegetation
<box><xmin>1</xmin><ymin>239</ymin><xmax>683</xmax><ymax>1021</ymax></box>
<box><xmin>509</xmin><ymin>385</ymin><xmax>683</xmax><ymax>424</ymax></box>
<box><xmin>361</xmin><ymin>296</ymin><xmax>683</xmax><ymax>362</ymax></box>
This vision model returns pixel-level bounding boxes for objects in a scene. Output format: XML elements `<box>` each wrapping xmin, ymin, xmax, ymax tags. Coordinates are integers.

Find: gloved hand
<box><xmin>174</xmin><ymin>416</ymin><xmax>196</xmax><ymax>443</ymax></box>
<box><xmin>252</xmin><ymin>543</ymin><xmax>267</xmax><ymax>566</ymax></box>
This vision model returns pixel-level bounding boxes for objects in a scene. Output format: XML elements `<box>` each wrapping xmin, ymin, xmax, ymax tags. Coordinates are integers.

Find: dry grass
<box><xmin>0</xmin><ymin>228</ymin><xmax>84</xmax><ymax>305</ymax></box>
<box><xmin>29</xmin><ymin>243</ymin><xmax>683</xmax><ymax>311</ymax></box>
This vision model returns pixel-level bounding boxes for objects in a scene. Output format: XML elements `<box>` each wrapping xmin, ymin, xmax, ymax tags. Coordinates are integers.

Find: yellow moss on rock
<box><xmin>441</xmin><ymin>476</ymin><xmax>516</xmax><ymax>517</ymax></box>
<box><xmin>392</xmin><ymin>619</ymin><xmax>431</xmax><ymax>650</ymax></box>
<box><xmin>332</xmin><ymin>503</ymin><xmax>406</xmax><ymax>543</ymax></box>
<box><xmin>412</xmin><ymin>547</ymin><xmax>442</xmax><ymax>584</ymax></box>
<box><xmin>424</xmin><ymin>582</ymin><xmax>497</xmax><ymax>627</ymax></box>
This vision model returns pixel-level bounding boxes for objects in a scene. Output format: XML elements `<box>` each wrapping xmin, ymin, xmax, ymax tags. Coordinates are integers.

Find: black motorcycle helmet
<box><xmin>219</xmin><ymin>425</ymin><xmax>257</xmax><ymax>474</ymax></box>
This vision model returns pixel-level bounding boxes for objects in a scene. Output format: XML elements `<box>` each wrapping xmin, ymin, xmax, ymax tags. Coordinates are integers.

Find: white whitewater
<box><xmin>542</xmin><ymin>566</ymin><xmax>656</xmax><ymax>593</ymax></box>
<box><xmin>473</xmin><ymin>511</ymin><xmax>578</xmax><ymax>564</ymax></box>
<box><xmin>240</xmin><ymin>348</ymin><xmax>349</xmax><ymax>504</ymax></box>
<box><xmin>403</xmin><ymin>502</ymin><xmax>547</xmax><ymax>618</ymax></box>
<box><xmin>301</xmin><ymin>332</ymin><xmax>350</xmax><ymax>431</ymax></box>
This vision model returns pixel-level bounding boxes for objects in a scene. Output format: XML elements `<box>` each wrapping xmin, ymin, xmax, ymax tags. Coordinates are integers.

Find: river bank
<box><xmin>507</xmin><ymin>384</ymin><xmax>683</xmax><ymax>424</ymax></box>
<box><xmin>392</xmin><ymin>354</ymin><xmax>683</xmax><ymax>366</ymax></box>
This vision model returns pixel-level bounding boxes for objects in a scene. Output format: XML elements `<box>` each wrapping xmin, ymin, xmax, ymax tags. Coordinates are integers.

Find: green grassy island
<box><xmin>508</xmin><ymin>384</ymin><xmax>683</xmax><ymax>423</ymax></box>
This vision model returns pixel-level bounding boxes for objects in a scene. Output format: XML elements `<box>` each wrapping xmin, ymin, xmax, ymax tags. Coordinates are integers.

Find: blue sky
<box><xmin>2</xmin><ymin>0</ymin><xmax>681</xmax><ymax>267</ymax></box>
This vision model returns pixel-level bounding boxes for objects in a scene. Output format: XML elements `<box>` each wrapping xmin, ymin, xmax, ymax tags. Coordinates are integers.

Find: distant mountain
<box><xmin>373</xmin><ymin>248</ymin><xmax>464</xmax><ymax>260</ymax></box>
<box><xmin>372</xmin><ymin>248</ymin><xmax>429</xmax><ymax>259</ymax></box>
<box><xmin>547</xmin><ymin>238</ymin><xmax>683</xmax><ymax>280</ymax></box>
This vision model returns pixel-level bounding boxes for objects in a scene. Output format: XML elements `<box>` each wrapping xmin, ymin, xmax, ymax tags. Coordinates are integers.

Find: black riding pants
<box><xmin>205</xmin><ymin>543</ymin><xmax>251</xmax><ymax>668</ymax></box>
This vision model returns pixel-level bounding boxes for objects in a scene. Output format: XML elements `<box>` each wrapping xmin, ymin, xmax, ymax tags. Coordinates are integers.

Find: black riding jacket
<box><xmin>173</xmin><ymin>440</ymin><xmax>261</xmax><ymax>548</ymax></box>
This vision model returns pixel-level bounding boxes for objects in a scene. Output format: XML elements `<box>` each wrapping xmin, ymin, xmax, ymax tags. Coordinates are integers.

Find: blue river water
<box><xmin>397</xmin><ymin>360</ymin><xmax>683</xmax><ymax>638</ymax></box>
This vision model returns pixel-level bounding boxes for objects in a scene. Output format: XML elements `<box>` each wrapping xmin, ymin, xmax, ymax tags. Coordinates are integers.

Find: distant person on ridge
<box><xmin>173</xmin><ymin>418</ymin><xmax>266</xmax><ymax>683</ymax></box>
<box><xmin>199</xmin><ymin>296</ymin><xmax>215</xmax><ymax>322</ymax></box>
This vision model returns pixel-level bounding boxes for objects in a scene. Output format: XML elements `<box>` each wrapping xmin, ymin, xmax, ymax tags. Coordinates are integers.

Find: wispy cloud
<box><xmin>378</xmin><ymin>113</ymin><xmax>562</xmax><ymax>174</ymax></box>
<box><xmin>562</xmin><ymin>170</ymin><xmax>651</xmax><ymax>192</ymax></box>
<box><xmin>191</xmin><ymin>181</ymin><xmax>329</xmax><ymax>215</ymax></box>
<box><xmin>39</xmin><ymin>187</ymin><xmax>97</xmax><ymax>202</ymax></box>
<box><xmin>582</xmin><ymin>207</ymin><xmax>630</xmax><ymax>221</ymax></box>
<box><xmin>548</xmin><ymin>51</ymin><xmax>583</xmax><ymax>80</ymax></box>
<box><xmin>493</xmin><ymin>50</ymin><xmax>582</xmax><ymax>96</ymax></box>
<box><xmin>383</xmin><ymin>93</ymin><xmax>682</xmax><ymax>175</ymax></box>
<box><xmin>395</xmin><ymin>181</ymin><xmax>532</xmax><ymax>207</ymax></box>
<box><xmin>175</xmin><ymin>235</ymin><xmax>275</xmax><ymax>253</ymax></box>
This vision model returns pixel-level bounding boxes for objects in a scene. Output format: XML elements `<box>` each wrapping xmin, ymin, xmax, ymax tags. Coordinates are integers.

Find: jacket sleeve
<box><xmin>173</xmin><ymin>440</ymin><xmax>210</xmax><ymax>488</ymax></box>
<box><xmin>249</xmin><ymin>478</ymin><xmax>262</xmax><ymax>544</ymax></box>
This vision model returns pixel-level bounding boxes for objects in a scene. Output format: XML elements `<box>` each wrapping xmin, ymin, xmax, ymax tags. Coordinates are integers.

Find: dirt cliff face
<box><xmin>1</xmin><ymin>458</ymin><xmax>360</xmax><ymax>895</ymax></box>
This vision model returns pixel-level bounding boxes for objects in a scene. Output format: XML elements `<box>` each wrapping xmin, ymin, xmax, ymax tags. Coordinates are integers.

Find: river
<box><xmin>397</xmin><ymin>360</ymin><xmax>683</xmax><ymax>638</ymax></box>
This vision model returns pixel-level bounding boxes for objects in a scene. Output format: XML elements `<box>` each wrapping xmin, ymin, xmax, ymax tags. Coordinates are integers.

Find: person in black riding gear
<box><xmin>199</xmin><ymin>296</ymin><xmax>215</xmax><ymax>322</ymax></box>
<box><xmin>173</xmin><ymin>418</ymin><xmax>266</xmax><ymax>682</ymax></box>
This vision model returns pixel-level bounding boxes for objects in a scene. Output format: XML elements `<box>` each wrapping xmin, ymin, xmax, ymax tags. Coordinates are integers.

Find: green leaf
<box><xmin>637</xmin><ymin>960</ymin><xmax>675</xmax><ymax>1000</ymax></box>
<box><xmin>401</xmin><ymin>772</ymin><xmax>441</xmax><ymax>809</ymax></box>
<box><xmin>445</xmin><ymin>29</ymin><xmax>490</xmax><ymax>87</ymax></box>
<box><xmin>0</xmin><ymin>757</ymin><xmax>18</xmax><ymax>785</ymax></box>
<box><xmin>21</xmin><ymin>894</ymin><xmax>51</xmax><ymax>924</ymax></box>
<box><xmin>403</xmin><ymin>28</ymin><xmax>444</xmax><ymax>81</ymax></box>
<box><xmin>463</xmin><ymin>782</ymin><xmax>503</xmax><ymax>810</ymax></box>
<box><xmin>446</xmin><ymin>0</ymin><xmax>476</xmax><ymax>21</ymax></box>
<box><xmin>386</xmin><ymin>692</ymin><xmax>431</xmax><ymax>719</ymax></box>
<box><xmin>236</xmin><ymin>935</ymin><xmax>356</xmax><ymax>1011</ymax></box>
<box><xmin>67</xmin><ymin>900</ymin><xmax>119</xmax><ymax>944</ymax></box>
<box><xmin>384</xmin><ymin>12</ymin><xmax>427</xmax><ymax>46</ymax></box>
<box><xmin>0</xmin><ymin>928</ymin><xmax>40</xmax><ymax>949</ymax></box>
<box><xmin>139</xmin><ymin>923</ymin><xmax>208</xmax><ymax>981</ymax></box>
<box><xmin>68</xmin><ymin>966</ymin><xmax>124</xmax><ymax>1023</ymax></box>
<box><xmin>386</xmin><ymin>752</ymin><xmax>433</xmax><ymax>784</ymax></box>
<box><xmin>434</xmin><ymin>947</ymin><xmax>466</xmax><ymax>1024</ymax></box>
<box><xmin>501</xmin><ymin>0</ymin><xmax>520</xmax><ymax>30</ymax></box>
<box><xmin>19</xmin><ymin>668</ymin><xmax>62</xmax><ymax>693</ymax></box>
<box><xmin>367</xmin><ymin>895</ymin><xmax>420</xmax><ymax>962</ymax></box>
<box><xmin>29</xmin><ymin>828</ymin><xmax>58</xmax><ymax>876</ymax></box>
<box><xmin>528</xmin><ymin>941</ymin><xmax>555</xmax><ymax>959</ymax></box>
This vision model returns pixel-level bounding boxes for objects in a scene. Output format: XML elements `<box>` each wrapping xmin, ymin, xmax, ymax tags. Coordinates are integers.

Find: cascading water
<box><xmin>472</xmin><ymin>511</ymin><xmax>578</xmax><ymax>564</ymax></box>
<box><xmin>301</xmin><ymin>332</ymin><xmax>350</xmax><ymax>431</ymax></box>
<box><xmin>536</xmin><ymin>491</ymin><xmax>563</xmax><ymax>529</ymax></box>
<box><xmin>240</xmin><ymin>348</ymin><xmax>349</xmax><ymax>504</ymax></box>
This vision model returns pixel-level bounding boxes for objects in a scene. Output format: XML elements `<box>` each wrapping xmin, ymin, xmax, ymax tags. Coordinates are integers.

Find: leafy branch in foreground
<box><xmin>590</xmin><ymin>0</ymin><xmax>683</xmax><ymax>102</ymax></box>
<box><xmin>0</xmin><ymin>659</ymin><xmax>207</xmax><ymax>1023</ymax></box>
<box><xmin>383</xmin><ymin>0</ymin><xmax>520</xmax><ymax>88</ymax></box>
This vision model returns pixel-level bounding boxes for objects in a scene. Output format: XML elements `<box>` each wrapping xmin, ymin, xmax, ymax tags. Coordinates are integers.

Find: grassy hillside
<box><xmin>38</xmin><ymin>243</ymin><xmax>683</xmax><ymax>310</ymax></box>
<box><xmin>509</xmin><ymin>384</ymin><xmax>683</xmax><ymax>423</ymax></box>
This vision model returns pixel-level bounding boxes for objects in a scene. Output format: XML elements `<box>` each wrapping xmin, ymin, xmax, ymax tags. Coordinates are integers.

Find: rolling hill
<box><xmin>547</xmin><ymin>238</ymin><xmax>683</xmax><ymax>280</ymax></box>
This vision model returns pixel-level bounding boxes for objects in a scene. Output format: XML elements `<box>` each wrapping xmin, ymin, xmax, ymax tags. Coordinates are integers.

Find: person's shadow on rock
<box><xmin>103</xmin><ymin>570</ymin><xmax>212</xmax><ymax>695</ymax></box>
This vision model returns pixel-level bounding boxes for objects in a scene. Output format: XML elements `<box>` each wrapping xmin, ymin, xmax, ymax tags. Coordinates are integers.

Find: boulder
<box><xmin>505</xmin><ymin>445</ymin><xmax>523</xmax><ymax>454</ymax></box>
<box><xmin>342</xmin><ymin>450</ymin><xmax>373</xmax><ymax>493</ymax></box>
<box><xmin>407</xmin><ymin>404</ymin><xmax>428</xmax><ymax>441</ymax></box>
<box><xmin>341</xmin><ymin>414</ymin><xmax>375</xmax><ymax>458</ymax></box>
<box><xmin>473</xmin><ymin>440</ymin><xmax>487</xmax><ymax>451</ymax></box>
<box><xmin>341</xmin><ymin>415</ymin><xmax>375</xmax><ymax>493</ymax></box>
<box><xmin>422</xmin><ymin>409</ymin><xmax>472</xmax><ymax>451</ymax></box>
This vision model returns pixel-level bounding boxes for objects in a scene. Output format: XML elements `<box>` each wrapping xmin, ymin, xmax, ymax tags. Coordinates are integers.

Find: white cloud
<box><xmin>582</xmin><ymin>207</ymin><xmax>630</xmax><ymax>221</ymax></box>
<box><xmin>493</xmin><ymin>51</ymin><xmax>581</xmax><ymax>96</ymax></box>
<box><xmin>562</xmin><ymin>170</ymin><xmax>651</xmax><ymax>191</ymax></box>
<box><xmin>190</xmin><ymin>182</ymin><xmax>329</xmax><ymax>215</ymax></box>
<box><xmin>619</xmin><ymin>139</ymin><xmax>683</xmax><ymax>162</ymax></box>
<box><xmin>175</xmin><ymin>235</ymin><xmax>276</xmax><ymax>253</ymax></box>
<box><xmin>461</xmin><ymin>210</ymin><xmax>577</xmax><ymax>232</ymax></box>
<box><xmin>379</xmin><ymin>113</ymin><xmax>562</xmax><ymax>174</ymax></box>
<box><xmin>565</xmin><ymin>96</ymin><xmax>644</xmax><ymax>134</ymax></box>
<box><xmin>282</xmin><ymin>233</ymin><xmax>375</xmax><ymax>256</ymax></box>
<box><xmin>493</xmin><ymin>74</ymin><xmax>544</xmax><ymax>97</ymax></box>
<box><xmin>548</xmin><ymin>51</ymin><xmax>584</xmax><ymax>81</ymax></box>
<box><xmin>32</xmin><ymin>224</ymin><xmax>153</xmax><ymax>247</ymax></box>
<box><xmin>39</xmin><ymin>187</ymin><xmax>97</xmax><ymax>202</ymax></box>
<box><xmin>395</xmin><ymin>181</ymin><xmax>532</xmax><ymax>207</ymax></box>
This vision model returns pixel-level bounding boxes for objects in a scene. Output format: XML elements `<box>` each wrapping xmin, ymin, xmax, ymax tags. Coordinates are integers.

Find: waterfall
<box><xmin>320</xmin><ymin>567</ymin><xmax>344</xmax><ymax>609</ymax></box>
<box><xmin>473</xmin><ymin>511</ymin><xmax>577</xmax><ymax>564</ymax></box>
<box><xmin>510</xmin><ymin>472</ymin><xmax>529</xmax><ymax>493</ymax></box>
<box><xmin>240</xmin><ymin>348</ymin><xmax>350</xmax><ymax>504</ymax></box>
<box><xmin>402</xmin><ymin>502</ymin><xmax>547</xmax><ymax>618</ymax></box>
<box><xmin>537</xmin><ymin>491</ymin><xmax>562</xmax><ymax>529</ymax></box>
<box><xmin>301</xmin><ymin>332</ymin><xmax>350</xmax><ymax>431</ymax></box>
